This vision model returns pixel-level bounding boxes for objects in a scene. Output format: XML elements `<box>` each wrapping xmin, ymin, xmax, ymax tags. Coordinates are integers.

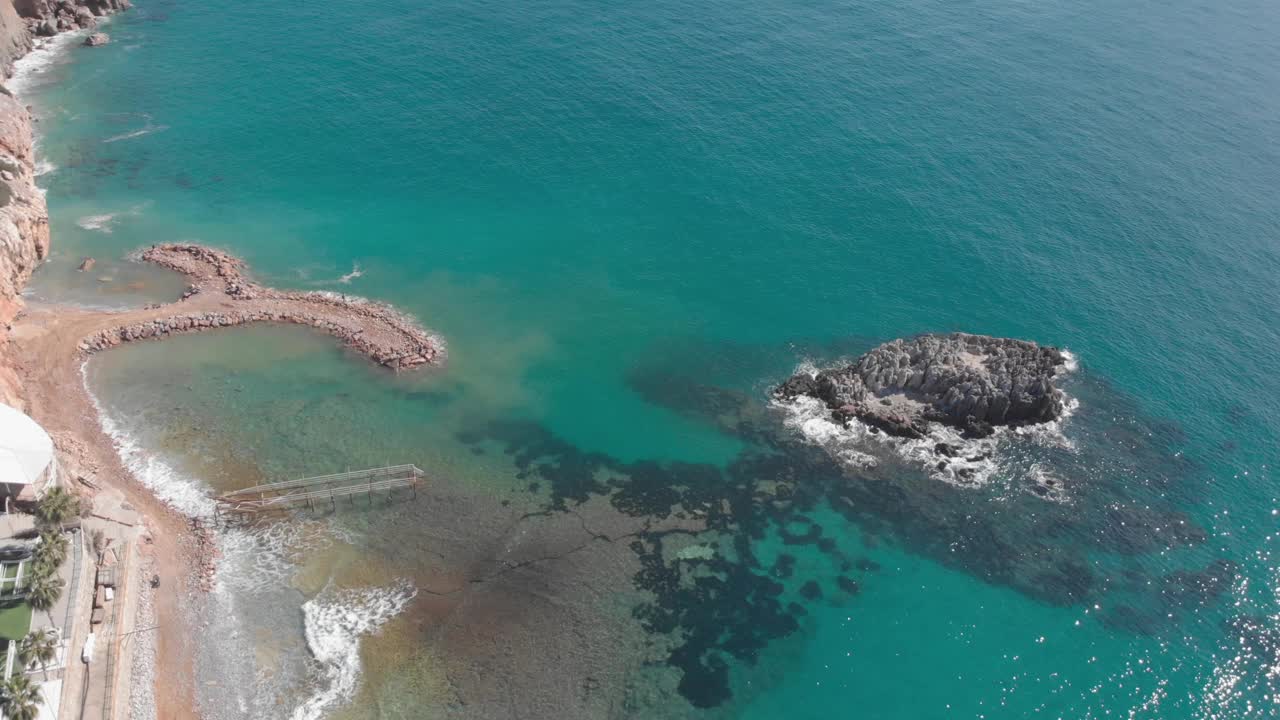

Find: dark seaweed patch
<box><xmin>453</xmin><ymin>352</ymin><xmax>1230</xmax><ymax>708</ymax></box>
<box><xmin>800</xmin><ymin>580</ymin><xmax>822</xmax><ymax>600</ymax></box>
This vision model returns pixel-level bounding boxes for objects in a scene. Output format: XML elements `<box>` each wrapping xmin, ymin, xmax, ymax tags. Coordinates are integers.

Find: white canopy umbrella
<box><xmin>0</xmin><ymin>403</ymin><xmax>54</xmax><ymax>497</ymax></box>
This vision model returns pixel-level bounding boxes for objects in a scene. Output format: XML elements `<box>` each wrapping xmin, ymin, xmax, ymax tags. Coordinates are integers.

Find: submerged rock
<box><xmin>776</xmin><ymin>332</ymin><xmax>1067</xmax><ymax>439</ymax></box>
<box><xmin>83</xmin><ymin>32</ymin><xmax>108</xmax><ymax>46</ymax></box>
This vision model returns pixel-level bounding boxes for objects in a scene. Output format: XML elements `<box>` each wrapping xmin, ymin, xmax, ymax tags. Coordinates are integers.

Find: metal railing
<box><xmin>215</xmin><ymin>464</ymin><xmax>424</xmax><ymax>516</ymax></box>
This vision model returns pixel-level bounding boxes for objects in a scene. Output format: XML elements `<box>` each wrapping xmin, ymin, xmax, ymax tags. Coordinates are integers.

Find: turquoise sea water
<box><xmin>14</xmin><ymin>0</ymin><xmax>1280</xmax><ymax>717</ymax></box>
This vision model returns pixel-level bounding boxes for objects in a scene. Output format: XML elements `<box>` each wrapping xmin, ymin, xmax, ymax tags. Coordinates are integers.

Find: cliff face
<box><xmin>0</xmin><ymin>87</ymin><xmax>44</xmax><ymax>406</ymax></box>
<box><xmin>0</xmin><ymin>0</ymin><xmax>131</xmax><ymax>406</ymax></box>
<box><xmin>0</xmin><ymin>1</ymin><xmax>45</xmax><ymax>406</ymax></box>
<box><xmin>0</xmin><ymin>87</ymin><xmax>47</xmax><ymax>331</ymax></box>
<box><xmin>0</xmin><ymin>1</ymin><xmax>34</xmax><ymax>77</ymax></box>
<box><xmin>14</xmin><ymin>0</ymin><xmax>131</xmax><ymax>38</ymax></box>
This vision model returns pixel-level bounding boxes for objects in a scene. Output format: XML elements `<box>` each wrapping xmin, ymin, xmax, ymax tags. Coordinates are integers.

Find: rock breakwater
<box><xmin>77</xmin><ymin>244</ymin><xmax>445</xmax><ymax>370</ymax></box>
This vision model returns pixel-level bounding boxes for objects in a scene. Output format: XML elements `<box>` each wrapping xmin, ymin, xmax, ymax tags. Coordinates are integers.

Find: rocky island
<box><xmin>776</xmin><ymin>333</ymin><xmax>1067</xmax><ymax>439</ymax></box>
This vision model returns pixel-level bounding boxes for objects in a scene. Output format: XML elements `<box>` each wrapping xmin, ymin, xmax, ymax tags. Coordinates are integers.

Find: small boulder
<box><xmin>77</xmin><ymin>257</ymin><xmax>95</xmax><ymax>272</ymax></box>
<box><xmin>83</xmin><ymin>32</ymin><xmax>110</xmax><ymax>47</ymax></box>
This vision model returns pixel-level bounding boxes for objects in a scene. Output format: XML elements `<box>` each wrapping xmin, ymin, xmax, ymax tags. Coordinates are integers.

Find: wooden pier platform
<box><xmin>214</xmin><ymin>464</ymin><xmax>424</xmax><ymax>520</ymax></box>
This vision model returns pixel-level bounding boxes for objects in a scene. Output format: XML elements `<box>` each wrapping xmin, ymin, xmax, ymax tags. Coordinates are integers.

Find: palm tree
<box><xmin>33</xmin><ymin>529</ymin><xmax>68</xmax><ymax>571</ymax></box>
<box><xmin>34</xmin><ymin>487</ymin><xmax>80</xmax><ymax>529</ymax></box>
<box><xmin>24</xmin><ymin>572</ymin><xmax>63</xmax><ymax>626</ymax></box>
<box><xmin>18</xmin><ymin>629</ymin><xmax>59</xmax><ymax>680</ymax></box>
<box><xmin>0</xmin><ymin>673</ymin><xmax>41</xmax><ymax>720</ymax></box>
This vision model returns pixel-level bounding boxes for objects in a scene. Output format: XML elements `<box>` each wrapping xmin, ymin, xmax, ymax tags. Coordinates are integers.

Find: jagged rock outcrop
<box><xmin>776</xmin><ymin>333</ymin><xmax>1066</xmax><ymax>439</ymax></box>
<box><xmin>82</xmin><ymin>30</ymin><xmax>106</xmax><ymax>45</ymax></box>
<box><xmin>13</xmin><ymin>0</ymin><xmax>130</xmax><ymax>36</ymax></box>
<box><xmin>0</xmin><ymin>1</ymin><xmax>34</xmax><ymax>77</ymax></box>
<box><xmin>0</xmin><ymin>88</ymin><xmax>48</xmax><ymax>327</ymax></box>
<box><xmin>0</xmin><ymin>85</ymin><xmax>45</xmax><ymax>407</ymax></box>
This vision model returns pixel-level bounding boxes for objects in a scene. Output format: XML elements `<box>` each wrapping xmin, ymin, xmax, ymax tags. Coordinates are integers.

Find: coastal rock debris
<box><xmin>15</xmin><ymin>0</ymin><xmax>130</xmax><ymax>36</ymax></box>
<box><xmin>775</xmin><ymin>332</ymin><xmax>1066</xmax><ymax>439</ymax></box>
<box><xmin>16</xmin><ymin>0</ymin><xmax>130</xmax><ymax>35</ymax></box>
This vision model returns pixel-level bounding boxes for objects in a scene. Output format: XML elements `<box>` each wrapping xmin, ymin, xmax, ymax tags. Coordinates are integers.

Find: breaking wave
<box><xmin>76</xmin><ymin>203</ymin><xmax>146</xmax><ymax>233</ymax></box>
<box><xmin>337</xmin><ymin>263</ymin><xmax>363</xmax><ymax>284</ymax></box>
<box><xmin>6</xmin><ymin>30</ymin><xmax>86</xmax><ymax>97</ymax></box>
<box><xmin>81</xmin><ymin>361</ymin><xmax>217</xmax><ymax>517</ymax></box>
<box><xmin>84</xmin><ymin>356</ymin><xmax>399</xmax><ymax>720</ymax></box>
<box><xmin>103</xmin><ymin>113</ymin><xmax>169</xmax><ymax>143</ymax></box>
<box><xmin>290</xmin><ymin>581</ymin><xmax>417</xmax><ymax>720</ymax></box>
<box><xmin>77</xmin><ymin>212</ymin><xmax>119</xmax><ymax>233</ymax></box>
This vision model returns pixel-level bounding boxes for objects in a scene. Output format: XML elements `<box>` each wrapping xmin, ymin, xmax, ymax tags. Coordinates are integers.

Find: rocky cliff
<box><xmin>0</xmin><ymin>86</ymin><xmax>47</xmax><ymax>405</ymax></box>
<box><xmin>13</xmin><ymin>0</ymin><xmax>130</xmax><ymax>38</ymax></box>
<box><xmin>0</xmin><ymin>86</ymin><xmax>48</xmax><ymax>331</ymax></box>
<box><xmin>0</xmin><ymin>0</ymin><xmax>133</xmax><ymax>325</ymax></box>
<box><xmin>0</xmin><ymin>0</ymin><xmax>131</xmax><ymax>405</ymax></box>
<box><xmin>0</xmin><ymin>1</ymin><xmax>33</xmax><ymax>77</ymax></box>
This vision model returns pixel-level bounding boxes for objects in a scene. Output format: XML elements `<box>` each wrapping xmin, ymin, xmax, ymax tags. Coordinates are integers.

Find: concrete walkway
<box><xmin>57</xmin><ymin>489</ymin><xmax>141</xmax><ymax>720</ymax></box>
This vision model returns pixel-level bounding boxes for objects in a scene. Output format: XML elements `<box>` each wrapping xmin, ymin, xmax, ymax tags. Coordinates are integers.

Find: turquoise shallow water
<box><xmin>16</xmin><ymin>0</ymin><xmax>1280</xmax><ymax>716</ymax></box>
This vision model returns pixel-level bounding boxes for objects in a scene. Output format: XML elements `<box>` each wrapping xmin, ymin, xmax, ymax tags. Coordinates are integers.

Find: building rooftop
<box><xmin>0</xmin><ymin>403</ymin><xmax>53</xmax><ymax>487</ymax></box>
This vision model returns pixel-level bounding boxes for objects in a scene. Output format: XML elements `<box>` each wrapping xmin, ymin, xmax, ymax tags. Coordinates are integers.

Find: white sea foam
<box><xmin>6</xmin><ymin>30</ymin><xmax>87</xmax><ymax>97</ymax></box>
<box><xmin>216</xmin><ymin>520</ymin><xmax>339</xmax><ymax>595</ymax></box>
<box><xmin>77</xmin><ymin>212</ymin><xmax>119</xmax><ymax>233</ymax></box>
<box><xmin>337</xmin><ymin>263</ymin><xmax>363</xmax><ymax>284</ymax></box>
<box><xmin>1026</xmin><ymin>463</ymin><xmax>1070</xmax><ymax>503</ymax></box>
<box><xmin>774</xmin><ymin>360</ymin><xmax>1081</xmax><ymax>491</ymax></box>
<box><xmin>34</xmin><ymin>159</ymin><xmax>57</xmax><ymax>177</ymax></box>
<box><xmin>777</xmin><ymin>394</ymin><xmax>879</xmax><ymax>470</ymax></box>
<box><xmin>82</xmin><ymin>354</ymin><xmax>413</xmax><ymax>720</ymax></box>
<box><xmin>290</xmin><ymin>581</ymin><xmax>417</xmax><ymax>720</ymax></box>
<box><xmin>76</xmin><ymin>203</ymin><xmax>147</xmax><ymax>233</ymax></box>
<box><xmin>1059</xmin><ymin>349</ymin><xmax>1079</xmax><ymax>373</ymax></box>
<box><xmin>103</xmin><ymin>114</ymin><xmax>169</xmax><ymax>143</ymax></box>
<box><xmin>79</xmin><ymin>361</ymin><xmax>217</xmax><ymax>517</ymax></box>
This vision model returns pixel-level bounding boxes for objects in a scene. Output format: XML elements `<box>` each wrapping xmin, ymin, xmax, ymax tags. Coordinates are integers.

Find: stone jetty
<box><xmin>76</xmin><ymin>243</ymin><xmax>444</xmax><ymax>369</ymax></box>
<box><xmin>776</xmin><ymin>333</ymin><xmax>1065</xmax><ymax>438</ymax></box>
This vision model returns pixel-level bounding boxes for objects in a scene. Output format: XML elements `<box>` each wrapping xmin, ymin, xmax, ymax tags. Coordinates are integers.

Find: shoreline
<box><xmin>10</xmin><ymin>314</ymin><xmax>206</xmax><ymax>719</ymax></box>
<box><xmin>8</xmin><ymin>219</ymin><xmax>448</xmax><ymax>720</ymax></box>
<box><xmin>0</xmin><ymin>12</ymin><xmax>443</xmax><ymax>720</ymax></box>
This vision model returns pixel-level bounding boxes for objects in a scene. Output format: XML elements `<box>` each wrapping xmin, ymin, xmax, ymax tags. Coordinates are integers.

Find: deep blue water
<box><xmin>16</xmin><ymin>0</ymin><xmax>1280</xmax><ymax>716</ymax></box>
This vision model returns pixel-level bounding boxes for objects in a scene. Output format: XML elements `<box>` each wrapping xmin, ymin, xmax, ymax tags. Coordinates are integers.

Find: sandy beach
<box><xmin>2</xmin><ymin>236</ymin><xmax>452</xmax><ymax>718</ymax></box>
<box><xmin>5</xmin><ymin>311</ymin><xmax>203</xmax><ymax>719</ymax></box>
